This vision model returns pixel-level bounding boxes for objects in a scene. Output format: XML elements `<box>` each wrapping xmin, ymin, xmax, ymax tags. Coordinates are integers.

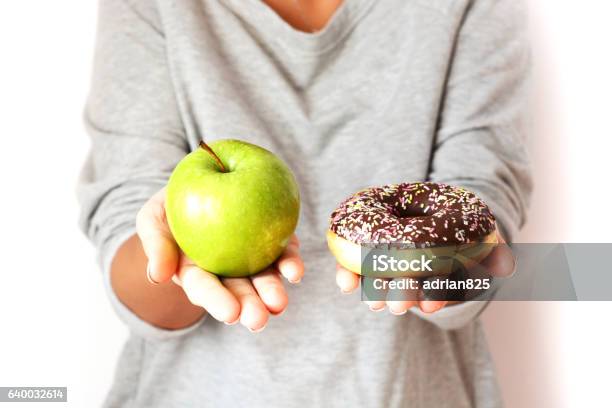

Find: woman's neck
<box><xmin>262</xmin><ymin>0</ymin><xmax>344</xmax><ymax>33</ymax></box>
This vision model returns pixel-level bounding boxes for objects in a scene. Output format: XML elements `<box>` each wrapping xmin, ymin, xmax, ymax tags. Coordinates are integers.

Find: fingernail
<box><xmin>341</xmin><ymin>288</ymin><xmax>356</xmax><ymax>295</ymax></box>
<box><xmin>420</xmin><ymin>303</ymin><xmax>444</xmax><ymax>314</ymax></box>
<box><xmin>369</xmin><ymin>305</ymin><xmax>385</xmax><ymax>312</ymax></box>
<box><xmin>249</xmin><ymin>325</ymin><xmax>266</xmax><ymax>333</ymax></box>
<box><xmin>271</xmin><ymin>308</ymin><xmax>286</xmax><ymax>317</ymax></box>
<box><xmin>146</xmin><ymin>263</ymin><xmax>159</xmax><ymax>285</ymax></box>
<box><xmin>224</xmin><ymin>317</ymin><xmax>239</xmax><ymax>326</ymax></box>
<box><xmin>288</xmin><ymin>277</ymin><xmax>302</xmax><ymax>284</ymax></box>
<box><xmin>390</xmin><ymin>309</ymin><xmax>408</xmax><ymax>316</ymax></box>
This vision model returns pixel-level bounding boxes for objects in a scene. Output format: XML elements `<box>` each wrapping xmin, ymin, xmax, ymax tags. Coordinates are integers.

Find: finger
<box><xmin>171</xmin><ymin>252</ymin><xmax>194</xmax><ymax>287</ymax></box>
<box><xmin>336</xmin><ymin>265</ymin><xmax>360</xmax><ymax>294</ymax></box>
<box><xmin>223</xmin><ymin>277</ymin><xmax>269</xmax><ymax>332</ymax></box>
<box><xmin>364</xmin><ymin>278</ymin><xmax>387</xmax><ymax>311</ymax></box>
<box><xmin>251</xmin><ymin>269</ymin><xmax>288</xmax><ymax>315</ymax></box>
<box><xmin>387</xmin><ymin>300</ymin><xmax>416</xmax><ymax>315</ymax></box>
<box><xmin>365</xmin><ymin>299</ymin><xmax>386</xmax><ymax>312</ymax></box>
<box><xmin>276</xmin><ymin>242</ymin><xmax>304</xmax><ymax>283</ymax></box>
<box><xmin>136</xmin><ymin>189</ymin><xmax>179</xmax><ymax>284</ymax></box>
<box><xmin>481</xmin><ymin>244</ymin><xmax>516</xmax><ymax>277</ymax></box>
<box><xmin>290</xmin><ymin>234</ymin><xmax>300</xmax><ymax>248</ymax></box>
<box><xmin>481</xmin><ymin>227</ymin><xmax>515</xmax><ymax>277</ymax></box>
<box><xmin>386</xmin><ymin>278</ymin><xmax>419</xmax><ymax>315</ymax></box>
<box><xmin>496</xmin><ymin>227</ymin><xmax>507</xmax><ymax>244</ymax></box>
<box><xmin>418</xmin><ymin>300</ymin><xmax>448</xmax><ymax>313</ymax></box>
<box><xmin>364</xmin><ymin>276</ymin><xmax>388</xmax><ymax>311</ymax></box>
<box><xmin>178</xmin><ymin>265</ymin><xmax>240</xmax><ymax>324</ymax></box>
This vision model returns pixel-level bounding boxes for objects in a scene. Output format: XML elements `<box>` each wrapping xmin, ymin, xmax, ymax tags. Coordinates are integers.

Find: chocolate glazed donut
<box><xmin>327</xmin><ymin>182</ymin><xmax>498</xmax><ymax>277</ymax></box>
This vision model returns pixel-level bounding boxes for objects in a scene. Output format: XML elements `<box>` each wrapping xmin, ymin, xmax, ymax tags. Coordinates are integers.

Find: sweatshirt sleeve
<box><xmin>77</xmin><ymin>0</ymin><xmax>203</xmax><ymax>339</ymax></box>
<box><xmin>416</xmin><ymin>0</ymin><xmax>533</xmax><ymax>330</ymax></box>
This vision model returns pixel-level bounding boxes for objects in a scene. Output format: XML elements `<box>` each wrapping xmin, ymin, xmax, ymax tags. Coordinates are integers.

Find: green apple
<box><xmin>166</xmin><ymin>139</ymin><xmax>300</xmax><ymax>278</ymax></box>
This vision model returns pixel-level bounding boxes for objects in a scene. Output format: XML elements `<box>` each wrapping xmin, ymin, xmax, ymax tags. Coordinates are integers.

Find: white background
<box><xmin>0</xmin><ymin>1</ymin><xmax>610</xmax><ymax>407</ymax></box>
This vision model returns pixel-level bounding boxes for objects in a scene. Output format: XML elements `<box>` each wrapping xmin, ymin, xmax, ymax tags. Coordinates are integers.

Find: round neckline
<box><xmin>220</xmin><ymin>0</ymin><xmax>375</xmax><ymax>56</ymax></box>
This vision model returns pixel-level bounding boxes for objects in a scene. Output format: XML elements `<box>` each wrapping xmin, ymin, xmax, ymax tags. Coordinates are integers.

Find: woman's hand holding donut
<box><xmin>336</xmin><ymin>229</ymin><xmax>514</xmax><ymax>316</ymax></box>
<box><xmin>137</xmin><ymin>188</ymin><xmax>304</xmax><ymax>332</ymax></box>
<box><xmin>329</xmin><ymin>183</ymin><xmax>516</xmax><ymax>316</ymax></box>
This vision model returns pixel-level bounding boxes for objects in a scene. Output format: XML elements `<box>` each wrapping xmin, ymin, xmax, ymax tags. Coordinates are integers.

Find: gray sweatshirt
<box><xmin>78</xmin><ymin>0</ymin><xmax>531</xmax><ymax>406</ymax></box>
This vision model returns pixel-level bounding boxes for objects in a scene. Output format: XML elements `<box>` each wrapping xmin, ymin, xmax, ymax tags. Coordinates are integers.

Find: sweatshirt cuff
<box><xmin>410</xmin><ymin>297</ymin><xmax>491</xmax><ymax>330</ymax></box>
<box><xmin>100</xmin><ymin>229</ymin><xmax>206</xmax><ymax>341</ymax></box>
<box><xmin>473</xmin><ymin>191</ymin><xmax>516</xmax><ymax>243</ymax></box>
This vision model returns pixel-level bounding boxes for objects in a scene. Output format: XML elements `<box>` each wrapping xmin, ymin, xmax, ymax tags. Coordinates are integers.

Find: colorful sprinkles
<box><xmin>329</xmin><ymin>182</ymin><xmax>496</xmax><ymax>247</ymax></box>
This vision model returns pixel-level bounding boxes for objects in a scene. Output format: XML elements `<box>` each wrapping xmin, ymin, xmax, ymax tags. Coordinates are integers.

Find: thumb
<box><xmin>136</xmin><ymin>188</ymin><xmax>180</xmax><ymax>284</ymax></box>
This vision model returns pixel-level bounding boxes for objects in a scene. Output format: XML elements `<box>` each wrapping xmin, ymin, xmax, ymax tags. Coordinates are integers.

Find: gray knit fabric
<box><xmin>78</xmin><ymin>0</ymin><xmax>531</xmax><ymax>406</ymax></box>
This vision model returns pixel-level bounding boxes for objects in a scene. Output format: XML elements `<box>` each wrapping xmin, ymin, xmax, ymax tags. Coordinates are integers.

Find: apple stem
<box><xmin>199</xmin><ymin>141</ymin><xmax>227</xmax><ymax>173</ymax></box>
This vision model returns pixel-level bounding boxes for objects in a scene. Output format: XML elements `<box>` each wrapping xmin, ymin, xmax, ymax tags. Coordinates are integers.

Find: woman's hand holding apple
<box><xmin>137</xmin><ymin>188</ymin><xmax>304</xmax><ymax>332</ymax></box>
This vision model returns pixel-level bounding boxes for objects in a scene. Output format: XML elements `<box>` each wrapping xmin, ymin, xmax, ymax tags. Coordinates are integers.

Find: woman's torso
<box><xmin>105</xmin><ymin>1</ymin><xmax>501</xmax><ymax>406</ymax></box>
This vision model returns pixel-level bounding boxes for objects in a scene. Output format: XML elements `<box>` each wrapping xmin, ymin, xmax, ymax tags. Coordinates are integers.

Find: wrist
<box><xmin>110</xmin><ymin>234</ymin><xmax>205</xmax><ymax>330</ymax></box>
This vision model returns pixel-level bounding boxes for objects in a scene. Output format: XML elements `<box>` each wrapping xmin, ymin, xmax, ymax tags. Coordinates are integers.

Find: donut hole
<box><xmin>391</xmin><ymin>203</ymin><xmax>433</xmax><ymax>219</ymax></box>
